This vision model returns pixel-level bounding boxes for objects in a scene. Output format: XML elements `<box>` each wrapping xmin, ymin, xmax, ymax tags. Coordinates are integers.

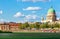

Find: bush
<box><xmin>0</xmin><ymin>30</ymin><xmax>3</xmax><ymax>33</ymax></box>
<box><xmin>0</xmin><ymin>30</ymin><xmax>12</xmax><ymax>33</ymax></box>
<box><xmin>3</xmin><ymin>31</ymin><xmax>12</xmax><ymax>33</ymax></box>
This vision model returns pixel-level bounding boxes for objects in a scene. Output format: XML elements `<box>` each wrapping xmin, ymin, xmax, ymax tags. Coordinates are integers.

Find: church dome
<box><xmin>48</xmin><ymin>7</ymin><xmax>55</xmax><ymax>13</ymax></box>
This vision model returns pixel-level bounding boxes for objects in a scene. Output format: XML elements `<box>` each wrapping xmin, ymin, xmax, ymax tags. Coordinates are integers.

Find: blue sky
<box><xmin>0</xmin><ymin>0</ymin><xmax>60</xmax><ymax>23</ymax></box>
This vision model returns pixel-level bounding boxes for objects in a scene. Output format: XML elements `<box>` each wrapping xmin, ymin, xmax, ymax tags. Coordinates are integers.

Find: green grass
<box><xmin>0</xmin><ymin>33</ymin><xmax>60</xmax><ymax>39</ymax></box>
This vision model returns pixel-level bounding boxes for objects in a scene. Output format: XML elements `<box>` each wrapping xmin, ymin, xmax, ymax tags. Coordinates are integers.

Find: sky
<box><xmin>0</xmin><ymin>0</ymin><xmax>60</xmax><ymax>23</ymax></box>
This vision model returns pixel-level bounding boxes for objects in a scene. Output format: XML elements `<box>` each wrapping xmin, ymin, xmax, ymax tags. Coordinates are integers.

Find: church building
<box><xmin>41</xmin><ymin>7</ymin><xmax>60</xmax><ymax>23</ymax></box>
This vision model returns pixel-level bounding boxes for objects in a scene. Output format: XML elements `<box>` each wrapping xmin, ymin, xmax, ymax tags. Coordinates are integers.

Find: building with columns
<box><xmin>41</xmin><ymin>7</ymin><xmax>60</xmax><ymax>23</ymax></box>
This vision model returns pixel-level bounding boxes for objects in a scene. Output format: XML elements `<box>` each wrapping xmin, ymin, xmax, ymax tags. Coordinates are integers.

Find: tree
<box><xmin>40</xmin><ymin>22</ymin><xmax>49</xmax><ymax>28</ymax></box>
<box><xmin>19</xmin><ymin>22</ymin><xmax>29</xmax><ymax>29</ymax></box>
<box><xmin>18</xmin><ymin>23</ymin><xmax>23</xmax><ymax>29</ymax></box>
<box><xmin>59</xmin><ymin>24</ymin><xmax>60</xmax><ymax>28</ymax></box>
<box><xmin>19</xmin><ymin>23</ymin><xmax>25</xmax><ymax>29</ymax></box>
<box><xmin>35</xmin><ymin>22</ymin><xmax>40</xmax><ymax>29</ymax></box>
<box><xmin>48</xmin><ymin>23</ymin><xmax>59</xmax><ymax>29</ymax></box>
<box><xmin>53</xmin><ymin>23</ymin><xmax>59</xmax><ymax>28</ymax></box>
<box><xmin>29</xmin><ymin>24</ymin><xmax>35</xmax><ymax>29</ymax></box>
<box><xmin>24</xmin><ymin>22</ymin><xmax>29</xmax><ymax>28</ymax></box>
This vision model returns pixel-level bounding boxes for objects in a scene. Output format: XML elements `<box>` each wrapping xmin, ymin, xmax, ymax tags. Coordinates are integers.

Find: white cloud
<box><xmin>55</xmin><ymin>12</ymin><xmax>60</xmax><ymax>20</ymax></box>
<box><xmin>25</xmin><ymin>15</ymin><xmax>37</xmax><ymax>20</ymax></box>
<box><xmin>0</xmin><ymin>10</ymin><xmax>3</xmax><ymax>14</ymax></box>
<box><xmin>23</xmin><ymin>7</ymin><xmax>42</xmax><ymax>11</ymax></box>
<box><xmin>57</xmin><ymin>18</ymin><xmax>60</xmax><ymax>20</ymax></box>
<box><xmin>32</xmin><ymin>15</ymin><xmax>37</xmax><ymax>19</ymax></box>
<box><xmin>22</xmin><ymin>0</ymin><xmax>51</xmax><ymax>2</ymax></box>
<box><xmin>14</xmin><ymin>12</ymin><xmax>24</xmax><ymax>18</ymax></box>
<box><xmin>24</xmin><ymin>14</ymin><xmax>40</xmax><ymax>22</ymax></box>
<box><xmin>56</xmin><ymin>12</ymin><xmax>60</xmax><ymax>17</ymax></box>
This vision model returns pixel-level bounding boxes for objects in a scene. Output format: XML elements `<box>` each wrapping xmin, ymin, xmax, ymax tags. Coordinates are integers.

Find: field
<box><xmin>0</xmin><ymin>33</ymin><xmax>60</xmax><ymax>39</ymax></box>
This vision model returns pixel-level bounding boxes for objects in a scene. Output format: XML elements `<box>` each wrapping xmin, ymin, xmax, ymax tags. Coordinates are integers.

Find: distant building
<box><xmin>0</xmin><ymin>23</ymin><xmax>9</xmax><ymax>31</ymax></box>
<box><xmin>0</xmin><ymin>22</ymin><xmax>20</xmax><ymax>32</ymax></box>
<box><xmin>41</xmin><ymin>7</ymin><xmax>60</xmax><ymax>23</ymax></box>
<box><xmin>8</xmin><ymin>22</ymin><xmax>20</xmax><ymax>32</ymax></box>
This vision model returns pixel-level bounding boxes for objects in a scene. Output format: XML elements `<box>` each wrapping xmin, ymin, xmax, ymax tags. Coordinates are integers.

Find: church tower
<box><xmin>41</xmin><ymin>16</ymin><xmax>44</xmax><ymax>23</ymax></box>
<box><xmin>46</xmin><ymin>7</ymin><xmax>56</xmax><ymax>22</ymax></box>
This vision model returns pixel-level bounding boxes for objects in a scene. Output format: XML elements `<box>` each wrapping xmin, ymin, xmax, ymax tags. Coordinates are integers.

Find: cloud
<box><xmin>56</xmin><ymin>12</ymin><xmax>60</xmax><ymax>17</ymax></box>
<box><xmin>55</xmin><ymin>12</ymin><xmax>60</xmax><ymax>20</ymax></box>
<box><xmin>24</xmin><ymin>14</ymin><xmax>41</xmax><ymax>22</ymax></box>
<box><xmin>14</xmin><ymin>12</ymin><xmax>24</xmax><ymax>18</ymax></box>
<box><xmin>23</xmin><ymin>7</ymin><xmax>42</xmax><ymax>11</ymax></box>
<box><xmin>57</xmin><ymin>18</ymin><xmax>60</xmax><ymax>20</ymax></box>
<box><xmin>0</xmin><ymin>10</ymin><xmax>3</xmax><ymax>14</ymax></box>
<box><xmin>25</xmin><ymin>15</ymin><xmax>37</xmax><ymax>20</ymax></box>
<box><xmin>22</xmin><ymin>0</ymin><xmax>51</xmax><ymax>2</ymax></box>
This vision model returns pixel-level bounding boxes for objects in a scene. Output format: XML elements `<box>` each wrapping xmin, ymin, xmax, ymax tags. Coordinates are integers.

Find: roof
<box><xmin>0</xmin><ymin>22</ymin><xmax>20</xmax><ymax>26</ymax></box>
<box><xmin>8</xmin><ymin>23</ymin><xmax>20</xmax><ymax>26</ymax></box>
<box><xmin>48</xmin><ymin>7</ymin><xmax>55</xmax><ymax>13</ymax></box>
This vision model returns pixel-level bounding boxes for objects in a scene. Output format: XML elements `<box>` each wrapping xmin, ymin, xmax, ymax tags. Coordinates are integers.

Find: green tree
<box><xmin>53</xmin><ymin>23</ymin><xmax>59</xmax><ymax>28</ymax></box>
<box><xmin>18</xmin><ymin>23</ymin><xmax>23</xmax><ymax>29</ymax></box>
<box><xmin>19</xmin><ymin>24</ymin><xmax>25</xmax><ymax>29</ymax></box>
<box><xmin>35</xmin><ymin>22</ymin><xmax>40</xmax><ymax>29</ymax></box>
<box><xmin>29</xmin><ymin>24</ymin><xmax>35</xmax><ymax>29</ymax></box>
<box><xmin>24</xmin><ymin>22</ymin><xmax>29</xmax><ymax>28</ymax></box>
<box><xmin>19</xmin><ymin>22</ymin><xmax>29</xmax><ymax>29</ymax></box>
<box><xmin>40</xmin><ymin>22</ymin><xmax>49</xmax><ymax>28</ymax></box>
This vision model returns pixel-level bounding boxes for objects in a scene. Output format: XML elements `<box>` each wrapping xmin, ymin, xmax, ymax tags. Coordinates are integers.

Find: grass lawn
<box><xmin>0</xmin><ymin>33</ymin><xmax>60</xmax><ymax>39</ymax></box>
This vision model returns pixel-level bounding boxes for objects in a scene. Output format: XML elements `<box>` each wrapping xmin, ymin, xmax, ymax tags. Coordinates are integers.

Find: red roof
<box><xmin>8</xmin><ymin>22</ymin><xmax>20</xmax><ymax>26</ymax></box>
<box><xmin>0</xmin><ymin>22</ymin><xmax>21</xmax><ymax>26</ymax></box>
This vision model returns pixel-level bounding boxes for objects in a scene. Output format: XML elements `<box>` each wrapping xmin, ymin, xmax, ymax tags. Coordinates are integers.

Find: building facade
<box><xmin>46</xmin><ymin>7</ymin><xmax>56</xmax><ymax>22</ymax></box>
<box><xmin>0</xmin><ymin>22</ymin><xmax>20</xmax><ymax>32</ymax></box>
<box><xmin>41</xmin><ymin>7</ymin><xmax>58</xmax><ymax>23</ymax></box>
